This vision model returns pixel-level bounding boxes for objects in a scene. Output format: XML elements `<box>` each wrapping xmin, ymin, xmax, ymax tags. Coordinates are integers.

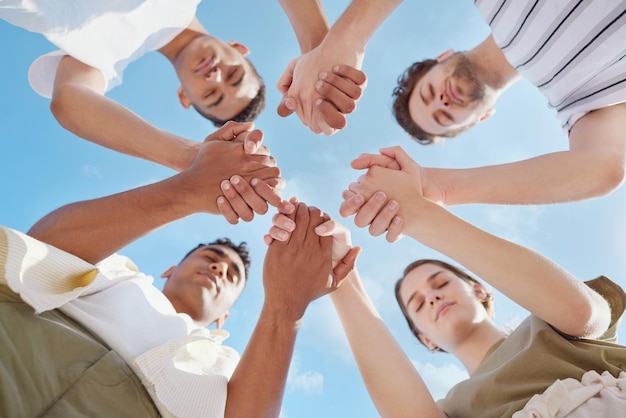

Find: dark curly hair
<box><xmin>394</xmin><ymin>259</ymin><xmax>494</xmax><ymax>353</ymax></box>
<box><xmin>392</xmin><ymin>59</ymin><xmax>475</xmax><ymax>145</ymax></box>
<box><xmin>193</xmin><ymin>58</ymin><xmax>266</xmax><ymax>127</ymax></box>
<box><xmin>181</xmin><ymin>238</ymin><xmax>251</xmax><ymax>282</ymax></box>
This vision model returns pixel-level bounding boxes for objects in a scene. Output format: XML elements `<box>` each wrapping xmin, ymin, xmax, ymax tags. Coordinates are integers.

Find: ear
<box><xmin>436</xmin><ymin>49</ymin><xmax>455</xmax><ymax>62</ymax></box>
<box><xmin>478</xmin><ymin>108</ymin><xmax>496</xmax><ymax>123</ymax></box>
<box><xmin>161</xmin><ymin>265</ymin><xmax>176</xmax><ymax>279</ymax></box>
<box><xmin>418</xmin><ymin>333</ymin><xmax>438</xmax><ymax>352</ymax></box>
<box><xmin>472</xmin><ymin>282</ymin><xmax>488</xmax><ymax>301</ymax></box>
<box><xmin>228</xmin><ymin>41</ymin><xmax>250</xmax><ymax>56</ymax></box>
<box><xmin>177</xmin><ymin>86</ymin><xmax>191</xmax><ymax>109</ymax></box>
<box><xmin>214</xmin><ymin>311</ymin><xmax>230</xmax><ymax>329</ymax></box>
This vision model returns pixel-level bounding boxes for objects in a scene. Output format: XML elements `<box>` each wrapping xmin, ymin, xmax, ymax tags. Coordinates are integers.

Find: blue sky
<box><xmin>2</xmin><ymin>1</ymin><xmax>625</xmax><ymax>417</ymax></box>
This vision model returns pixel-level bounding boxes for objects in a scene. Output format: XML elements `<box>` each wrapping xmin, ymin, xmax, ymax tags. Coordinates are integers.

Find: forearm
<box><xmin>279</xmin><ymin>0</ymin><xmax>329</xmax><ymax>52</ymax></box>
<box><xmin>28</xmin><ymin>174</ymin><xmax>194</xmax><ymax>264</ymax></box>
<box><xmin>225</xmin><ymin>304</ymin><xmax>299</xmax><ymax>418</ymax></box>
<box><xmin>324</xmin><ymin>0</ymin><xmax>402</xmax><ymax>53</ymax></box>
<box><xmin>330</xmin><ymin>271</ymin><xmax>443</xmax><ymax>417</ymax></box>
<box><xmin>403</xmin><ymin>198</ymin><xmax>610</xmax><ymax>337</ymax></box>
<box><xmin>432</xmin><ymin>149</ymin><xmax>624</xmax><ymax>205</ymax></box>
<box><xmin>51</xmin><ymin>83</ymin><xmax>198</xmax><ymax>171</ymax></box>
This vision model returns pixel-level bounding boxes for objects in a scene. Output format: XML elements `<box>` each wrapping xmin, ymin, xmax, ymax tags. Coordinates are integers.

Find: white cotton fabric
<box><xmin>476</xmin><ymin>0</ymin><xmax>626</xmax><ymax>132</ymax></box>
<box><xmin>0</xmin><ymin>0</ymin><xmax>199</xmax><ymax>97</ymax></box>
<box><xmin>0</xmin><ymin>225</ymin><xmax>239</xmax><ymax>418</ymax></box>
<box><xmin>513</xmin><ymin>370</ymin><xmax>626</xmax><ymax>418</ymax></box>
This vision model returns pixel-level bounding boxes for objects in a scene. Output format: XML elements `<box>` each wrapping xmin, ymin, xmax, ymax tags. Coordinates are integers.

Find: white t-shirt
<box><xmin>476</xmin><ymin>0</ymin><xmax>626</xmax><ymax>131</ymax></box>
<box><xmin>0</xmin><ymin>225</ymin><xmax>238</xmax><ymax>418</ymax></box>
<box><xmin>0</xmin><ymin>0</ymin><xmax>199</xmax><ymax>97</ymax></box>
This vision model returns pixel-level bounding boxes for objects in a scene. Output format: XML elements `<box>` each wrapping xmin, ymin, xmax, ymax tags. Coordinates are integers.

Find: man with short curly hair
<box><xmin>1</xmin><ymin>1</ymin><xmax>268</xmax><ymax>173</ymax></box>
<box><xmin>388</xmin><ymin>1</ymin><xmax>626</xmax><ymax>206</ymax></box>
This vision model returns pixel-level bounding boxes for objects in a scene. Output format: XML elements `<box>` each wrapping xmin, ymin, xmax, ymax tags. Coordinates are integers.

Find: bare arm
<box><xmin>225</xmin><ymin>203</ymin><xmax>358</xmax><ymax>417</ymax></box>
<box><xmin>278</xmin><ymin>0</ymin><xmax>329</xmax><ymax>53</ymax></box>
<box><xmin>28</xmin><ymin>124</ymin><xmax>281</xmax><ymax>264</ymax></box>
<box><xmin>331</xmin><ymin>270</ymin><xmax>446</xmax><ymax>418</ymax></box>
<box><xmin>421</xmin><ymin>104</ymin><xmax>626</xmax><ymax>205</ymax></box>
<box><xmin>345</xmin><ymin>146</ymin><xmax>611</xmax><ymax>339</ymax></box>
<box><xmin>51</xmin><ymin>55</ymin><xmax>199</xmax><ymax>171</ymax></box>
<box><xmin>277</xmin><ymin>0</ymin><xmax>400</xmax><ymax>134</ymax></box>
<box><xmin>266</xmin><ymin>214</ymin><xmax>443</xmax><ymax>416</ymax></box>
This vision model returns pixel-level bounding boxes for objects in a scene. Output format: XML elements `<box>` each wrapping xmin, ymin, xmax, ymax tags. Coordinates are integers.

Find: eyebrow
<box><xmin>200</xmin><ymin>247</ymin><xmax>242</xmax><ymax>278</ymax></box>
<box><xmin>231</xmin><ymin>70</ymin><xmax>245</xmax><ymax>87</ymax></box>
<box><xmin>207</xmin><ymin>94</ymin><xmax>224</xmax><ymax>109</ymax></box>
<box><xmin>405</xmin><ymin>270</ymin><xmax>446</xmax><ymax>307</ymax></box>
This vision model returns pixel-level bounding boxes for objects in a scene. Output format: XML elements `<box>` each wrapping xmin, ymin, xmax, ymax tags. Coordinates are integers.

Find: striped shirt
<box><xmin>475</xmin><ymin>0</ymin><xmax>626</xmax><ymax>131</ymax></box>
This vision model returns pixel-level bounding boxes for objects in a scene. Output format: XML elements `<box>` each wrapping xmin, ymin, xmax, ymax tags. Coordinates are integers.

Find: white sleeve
<box><xmin>0</xmin><ymin>225</ymin><xmax>137</xmax><ymax>312</ymax></box>
<box><xmin>135</xmin><ymin>335</ymin><xmax>240</xmax><ymax>418</ymax></box>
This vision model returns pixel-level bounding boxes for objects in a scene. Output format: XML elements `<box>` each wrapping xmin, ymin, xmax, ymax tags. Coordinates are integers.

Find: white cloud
<box><xmin>287</xmin><ymin>355</ymin><xmax>324</xmax><ymax>395</ymax></box>
<box><xmin>81</xmin><ymin>164</ymin><xmax>102</xmax><ymax>178</ymax></box>
<box><xmin>412</xmin><ymin>360</ymin><xmax>469</xmax><ymax>401</ymax></box>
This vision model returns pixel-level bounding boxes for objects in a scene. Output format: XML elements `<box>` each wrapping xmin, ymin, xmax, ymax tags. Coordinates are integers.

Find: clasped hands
<box><xmin>276</xmin><ymin>39</ymin><xmax>367</xmax><ymax>136</ymax></box>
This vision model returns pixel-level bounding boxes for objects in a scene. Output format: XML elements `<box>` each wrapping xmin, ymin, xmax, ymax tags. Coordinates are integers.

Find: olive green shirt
<box><xmin>437</xmin><ymin>276</ymin><xmax>626</xmax><ymax>418</ymax></box>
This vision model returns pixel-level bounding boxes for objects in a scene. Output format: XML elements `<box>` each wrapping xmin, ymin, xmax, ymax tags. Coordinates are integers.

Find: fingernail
<box><xmin>232</xmin><ymin>176</ymin><xmax>240</xmax><ymax>185</ymax></box>
<box><xmin>285</xmin><ymin>220</ymin><xmax>295</xmax><ymax>231</ymax></box>
<box><xmin>375</xmin><ymin>191</ymin><xmax>385</xmax><ymax>201</ymax></box>
<box><xmin>315</xmin><ymin>224</ymin><xmax>327</xmax><ymax>233</ymax></box>
<box><xmin>222</xmin><ymin>181</ymin><xmax>231</xmax><ymax>190</ymax></box>
<box><xmin>284</xmin><ymin>98</ymin><xmax>296</xmax><ymax>110</ymax></box>
<box><xmin>393</xmin><ymin>217</ymin><xmax>402</xmax><ymax>225</ymax></box>
<box><xmin>320</xmin><ymin>71</ymin><xmax>328</xmax><ymax>80</ymax></box>
<box><xmin>354</xmin><ymin>194</ymin><xmax>364</xmax><ymax>203</ymax></box>
<box><xmin>278</xmin><ymin>231</ymin><xmax>288</xmax><ymax>240</ymax></box>
<box><xmin>333</xmin><ymin>65</ymin><xmax>340</xmax><ymax>72</ymax></box>
<box><xmin>388</xmin><ymin>201</ymin><xmax>398</xmax><ymax>210</ymax></box>
<box><xmin>251</xmin><ymin>178</ymin><xmax>258</xmax><ymax>186</ymax></box>
<box><xmin>315</xmin><ymin>80</ymin><xmax>323</xmax><ymax>91</ymax></box>
<box><xmin>315</xmin><ymin>98</ymin><xmax>323</xmax><ymax>106</ymax></box>
<box><xmin>217</xmin><ymin>196</ymin><xmax>225</xmax><ymax>204</ymax></box>
<box><xmin>245</xmin><ymin>141</ymin><xmax>255</xmax><ymax>152</ymax></box>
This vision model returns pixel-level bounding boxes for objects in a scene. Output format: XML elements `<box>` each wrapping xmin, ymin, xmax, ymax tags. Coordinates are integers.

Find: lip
<box><xmin>199</xmin><ymin>271</ymin><xmax>221</xmax><ymax>291</ymax></box>
<box><xmin>447</xmin><ymin>81</ymin><xmax>464</xmax><ymax>105</ymax></box>
<box><xmin>435</xmin><ymin>302</ymin><xmax>454</xmax><ymax>320</ymax></box>
<box><xmin>196</xmin><ymin>56</ymin><xmax>216</xmax><ymax>74</ymax></box>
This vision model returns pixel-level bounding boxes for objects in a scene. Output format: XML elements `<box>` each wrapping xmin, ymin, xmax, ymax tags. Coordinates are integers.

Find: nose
<box><xmin>209</xmin><ymin>261</ymin><xmax>228</xmax><ymax>279</ymax></box>
<box><xmin>427</xmin><ymin>293</ymin><xmax>442</xmax><ymax>306</ymax></box>
<box><xmin>206</xmin><ymin>67</ymin><xmax>222</xmax><ymax>83</ymax></box>
<box><xmin>438</xmin><ymin>92</ymin><xmax>451</xmax><ymax>108</ymax></box>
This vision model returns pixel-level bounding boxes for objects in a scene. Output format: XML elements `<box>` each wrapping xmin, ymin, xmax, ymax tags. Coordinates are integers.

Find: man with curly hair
<box><xmin>391</xmin><ymin>1</ymin><xmax>626</xmax><ymax>206</ymax></box>
<box><xmin>1</xmin><ymin>0</ymin><xmax>266</xmax><ymax>172</ymax></box>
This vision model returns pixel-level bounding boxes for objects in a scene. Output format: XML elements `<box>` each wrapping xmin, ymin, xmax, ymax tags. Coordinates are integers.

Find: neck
<box><xmin>448</xmin><ymin>321</ymin><xmax>505</xmax><ymax>375</ymax></box>
<box><xmin>159</xmin><ymin>17</ymin><xmax>209</xmax><ymax>63</ymax></box>
<box><xmin>467</xmin><ymin>35</ymin><xmax>521</xmax><ymax>93</ymax></box>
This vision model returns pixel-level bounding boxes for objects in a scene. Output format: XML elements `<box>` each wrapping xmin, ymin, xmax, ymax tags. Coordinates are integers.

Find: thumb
<box><xmin>205</xmin><ymin>121</ymin><xmax>254</xmax><ymax>142</ymax></box>
<box><xmin>332</xmin><ymin>246</ymin><xmax>361</xmax><ymax>286</ymax></box>
<box><xmin>379</xmin><ymin>146</ymin><xmax>417</xmax><ymax>171</ymax></box>
<box><xmin>277</xmin><ymin>96</ymin><xmax>296</xmax><ymax>117</ymax></box>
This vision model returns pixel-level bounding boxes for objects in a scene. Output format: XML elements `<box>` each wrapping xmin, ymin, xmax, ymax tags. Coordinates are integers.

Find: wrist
<box><xmin>259</xmin><ymin>301</ymin><xmax>304</xmax><ymax>330</ymax></box>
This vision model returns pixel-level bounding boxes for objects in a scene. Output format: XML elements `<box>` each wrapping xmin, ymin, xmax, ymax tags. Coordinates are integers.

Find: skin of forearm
<box><xmin>279</xmin><ymin>0</ymin><xmax>330</xmax><ymax>52</ymax></box>
<box><xmin>27</xmin><ymin>174</ymin><xmax>196</xmax><ymax>264</ymax></box>
<box><xmin>403</xmin><ymin>199</ymin><xmax>610</xmax><ymax>338</ymax></box>
<box><xmin>225</xmin><ymin>304</ymin><xmax>300</xmax><ymax>418</ymax></box>
<box><xmin>330</xmin><ymin>272</ymin><xmax>444</xmax><ymax>417</ymax></box>
<box><xmin>325</xmin><ymin>0</ymin><xmax>403</xmax><ymax>52</ymax></box>
<box><xmin>51</xmin><ymin>83</ymin><xmax>198</xmax><ymax>171</ymax></box>
<box><xmin>432</xmin><ymin>148</ymin><xmax>624</xmax><ymax>205</ymax></box>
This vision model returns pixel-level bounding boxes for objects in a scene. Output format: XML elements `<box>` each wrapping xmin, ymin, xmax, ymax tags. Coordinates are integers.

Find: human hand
<box><xmin>264</xmin><ymin>198</ymin><xmax>358</xmax><ymax>266</ymax></box>
<box><xmin>179</xmin><ymin>122</ymin><xmax>281</xmax><ymax>215</ymax></box>
<box><xmin>262</xmin><ymin>202</ymin><xmax>360</xmax><ymax>322</ymax></box>
<box><xmin>340</xmin><ymin>146</ymin><xmax>424</xmax><ymax>239</ymax></box>
<box><xmin>276</xmin><ymin>40</ymin><xmax>364</xmax><ymax>135</ymax></box>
